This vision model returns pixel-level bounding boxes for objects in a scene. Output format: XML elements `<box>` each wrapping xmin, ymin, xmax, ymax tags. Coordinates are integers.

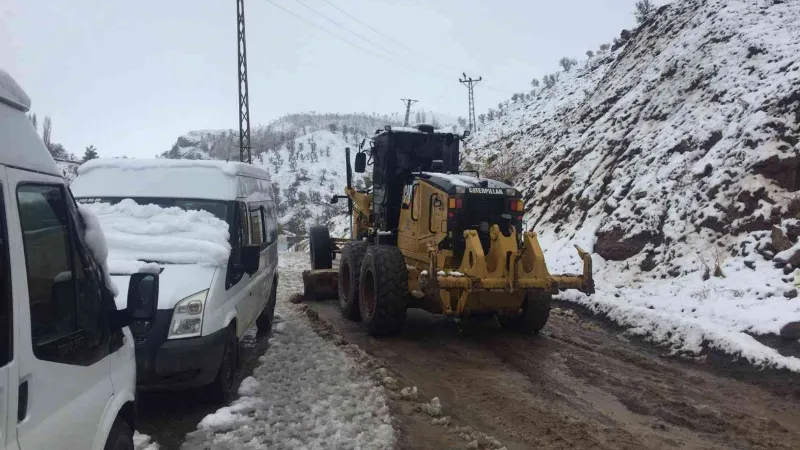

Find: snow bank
<box><xmin>81</xmin><ymin>199</ymin><xmax>231</xmax><ymax>267</ymax></box>
<box><xmin>538</xmin><ymin>232</ymin><xmax>800</xmax><ymax>371</ymax></box>
<box><xmin>183</xmin><ymin>253</ymin><xmax>394</xmax><ymax>450</ymax></box>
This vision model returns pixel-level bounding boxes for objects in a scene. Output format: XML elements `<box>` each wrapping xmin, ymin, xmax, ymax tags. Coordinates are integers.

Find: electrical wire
<box><xmin>290</xmin><ymin>0</ymin><xmax>400</xmax><ymax>57</ymax></box>
<box><xmin>318</xmin><ymin>0</ymin><xmax>419</xmax><ymax>54</ymax></box>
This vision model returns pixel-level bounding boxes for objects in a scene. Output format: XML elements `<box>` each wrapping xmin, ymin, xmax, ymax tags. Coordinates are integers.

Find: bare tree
<box><xmin>543</xmin><ymin>73</ymin><xmax>559</xmax><ymax>89</ymax></box>
<box><xmin>483</xmin><ymin>151</ymin><xmax>524</xmax><ymax>185</ymax></box>
<box><xmin>634</xmin><ymin>0</ymin><xmax>656</xmax><ymax>24</ymax></box>
<box><xmin>559</xmin><ymin>57</ymin><xmax>578</xmax><ymax>72</ymax></box>
<box><xmin>27</xmin><ymin>113</ymin><xmax>37</xmax><ymax>131</ymax></box>
<box><xmin>42</xmin><ymin>116</ymin><xmax>52</xmax><ymax>149</ymax></box>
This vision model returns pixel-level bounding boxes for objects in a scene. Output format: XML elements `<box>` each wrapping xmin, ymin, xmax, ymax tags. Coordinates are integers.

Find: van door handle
<box><xmin>18</xmin><ymin>381</ymin><xmax>28</xmax><ymax>422</ymax></box>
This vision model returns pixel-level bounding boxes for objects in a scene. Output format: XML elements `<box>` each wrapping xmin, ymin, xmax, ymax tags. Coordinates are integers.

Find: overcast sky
<box><xmin>0</xmin><ymin>0</ymin><xmax>665</xmax><ymax>159</ymax></box>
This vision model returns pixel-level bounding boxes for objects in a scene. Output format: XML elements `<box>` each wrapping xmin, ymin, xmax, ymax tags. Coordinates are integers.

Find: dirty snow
<box><xmin>80</xmin><ymin>199</ymin><xmax>231</xmax><ymax>266</ymax></box>
<box><xmin>182</xmin><ymin>252</ymin><xmax>394</xmax><ymax>450</ymax></box>
<box><xmin>469</xmin><ymin>0</ymin><xmax>800</xmax><ymax>370</ymax></box>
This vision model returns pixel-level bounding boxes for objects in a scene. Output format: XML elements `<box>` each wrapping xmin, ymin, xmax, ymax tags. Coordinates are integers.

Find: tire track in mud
<box><xmin>293</xmin><ymin>266</ymin><xmax>800</xmax><ymax>450</ymax></box>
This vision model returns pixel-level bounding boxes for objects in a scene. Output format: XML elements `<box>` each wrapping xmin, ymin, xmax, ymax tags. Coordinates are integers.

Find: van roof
<box><xmin>72</xmin><ymin>158</ymin><xmax>273</xmax><ymax>201</ymax></box>
<box><xmin>0</xmin><ymin>68</ymin><xmax>31</xmax><ymax>111</ymax></box>
<box><xmin>0</xmin><ymin>69</ymin><xmax>61</xmax><ymax>177</ymax></box>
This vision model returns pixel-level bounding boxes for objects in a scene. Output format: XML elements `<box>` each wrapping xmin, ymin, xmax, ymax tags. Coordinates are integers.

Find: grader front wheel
<box><xmin>498</xmin><ymin>292</ymin><xmax>552</xmax><ymax>334</ymax></box>
<box><xmin>359</xmin><ymin>245</ymin><xmax>408</xmax><ymax>336</ymax></box>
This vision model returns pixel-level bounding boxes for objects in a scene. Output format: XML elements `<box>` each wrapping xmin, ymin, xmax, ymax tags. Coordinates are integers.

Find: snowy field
<box><xmin>181</xmin><ymin>252</ymin><xmax>394</xmax><ymax>450</ymax></box>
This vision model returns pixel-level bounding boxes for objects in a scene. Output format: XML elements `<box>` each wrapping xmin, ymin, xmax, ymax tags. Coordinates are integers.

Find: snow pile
<box><xmin>133</xmin><ymin>431</ymin><xmax>160</xmax><ymax>450</ymax></box>
<box><xmin>182</xmin><ymin>254</ymin><xmax>394</xmax><ymax>450</ymax></box>
<box><xmin>77</xmin><ymin>205</ymin><xmax>118</xmax><ymax>295</ymax></box>
<box><xmin>79</xmin><ymin>157</ymin><xmax>269</xmax><ymax>180</ymax></box>
<box><xmin>469</xmin><ymin>0</ymin><xmax>800</xmax><ymax>368</ymax></box>
<box><xmin>56</xmin><ymin>160</ymin><xmax>80</xmax><ymax>183</ymax></box>
<box><xmin>80</xmin><ymin>199</ymin><xmax>231</xmax><ymax>268</ymax></box>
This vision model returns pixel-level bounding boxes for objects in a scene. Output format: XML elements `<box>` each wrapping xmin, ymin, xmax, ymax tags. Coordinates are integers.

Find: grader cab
<box><xmin>307</xmin><ymin>124</ymin><xmax>594</xmax><ymax>336</ymax></box>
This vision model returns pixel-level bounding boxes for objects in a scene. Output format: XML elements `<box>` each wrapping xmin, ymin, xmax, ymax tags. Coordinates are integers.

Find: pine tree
<box><xmin>82</xmin><ymin>145</ymin><xmax>99</xmax><ymax>162</ymax></box>
<box><xmin>530</xmin><ymin>78</ymin><xmax>540</xmax><ymax>88</ymax></box>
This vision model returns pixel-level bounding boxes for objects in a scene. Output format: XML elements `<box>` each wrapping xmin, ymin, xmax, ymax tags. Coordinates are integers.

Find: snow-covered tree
<box><xmin>559</xmin><ymin>57</ymin><xmax>578</xmax><ymax>72</ymax></box>
<box><xmin>634</xmin><ymin>0</ymin><xmax>656</xmax><ymax>24</ymax></box>
<box><xmin>82</xmin><ymin>145</ymin><xmax>99</xmax><ymax>162</ymax></box>
<box><xmin>599</xmin><ymin>43</ymin><xmax>610</xmax><ymax>52</ymax></box>
<box><xmin>530</xmin><ymin>78</ymin><xmax>540</xmax><ymax>88</ymax></box>
<box><xmin>586</xmin><ymin>50</ymin><xmax>594</xmax><ymax>58</ymax></box>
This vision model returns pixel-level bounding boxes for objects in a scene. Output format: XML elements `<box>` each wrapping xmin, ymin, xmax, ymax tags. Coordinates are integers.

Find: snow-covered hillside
<box><xmin>469</xmin><ymin>0</ymin><xmax>800</xmax><ymax>368</ymax></box>
<box><xmin>164</xmin><ymin>112</ymin><xmax>462</xmax><ymax>237</ymax></box>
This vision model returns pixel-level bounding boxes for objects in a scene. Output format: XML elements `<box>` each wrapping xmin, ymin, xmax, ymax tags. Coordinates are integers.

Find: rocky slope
<box><xmin>468</xmin><ymin>0</ymin><xmax>800</xmax><ymax>369</ymax></box>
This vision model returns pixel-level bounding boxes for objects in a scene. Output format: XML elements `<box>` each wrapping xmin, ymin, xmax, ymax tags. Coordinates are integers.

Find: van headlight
<box><xmin>168</xmin><ymin>289</ymin><xmax>208</xmax><ymax>339</ymax></box>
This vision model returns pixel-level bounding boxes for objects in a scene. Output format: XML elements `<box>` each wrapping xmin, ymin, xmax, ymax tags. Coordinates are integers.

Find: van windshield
<box><xmin>74</xmin><ymin>196</ymin><xmax>229</xmax><ymax>222</ymax></box>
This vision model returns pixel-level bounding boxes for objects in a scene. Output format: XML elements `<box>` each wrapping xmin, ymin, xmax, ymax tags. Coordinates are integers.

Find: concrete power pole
<box><xmin>459</xmin><ymin>73</ymin><xmax>482</xmax><ymax>133</ymax></box>
<box><xmin>401</xmin><ymin>98</ymin><xmax>418</xmax><ymax>127</ymax></box>
<box><xmin>236</xmin><ymin>0</ymin><xmax>252</xmax><ymax>163</ymax></box>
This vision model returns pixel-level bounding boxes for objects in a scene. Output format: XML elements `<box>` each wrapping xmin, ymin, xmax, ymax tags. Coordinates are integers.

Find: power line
<box><xmin>319</xmin><ymin>0</ymin><xmax>418</xmax><ymax>53</ymax></box>
<box><xmin>459</xmin><ymin>73</ymin><xmax>481</xmax><ymax>133</ymax></box>
<box><xmin>290</xmin><ymin>0</ymin><xmax>400</xmax><ymax>57</ymax></box>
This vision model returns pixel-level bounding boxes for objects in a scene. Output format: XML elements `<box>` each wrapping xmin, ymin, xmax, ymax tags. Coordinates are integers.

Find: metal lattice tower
<box><xmin>459</xmin><ymin>73</ymin><xmax>482</xmax><ymax>133</ymax></box>
<box><xmin>400</xmin><ymin>98</ymin><xmax>418</xmax><ymax>127</ymax></box>
<box><xmin>237</xmin><ymin>0</ymin><xmax>252</xmax><ymax>163</ymax></box>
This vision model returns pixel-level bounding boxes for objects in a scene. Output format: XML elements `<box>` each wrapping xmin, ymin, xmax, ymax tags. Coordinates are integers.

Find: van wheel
<box><xmin>359</xmin><ymin>245</ymin><xmax>408</xmax><ymax>336</ymax></box>
<box><xmin>257</xmin><ymin>280</ymin><xmax>278</xmax><ymax>334</ymax></box>
<box><xmin>103</xmin><ymin>417</ymin><xmax>133</xmax><ymax>450</ymax></box>
<box><xmin>309</xmin><ymin>226</ymin><xmax>333</xmax><ymax>270</ymax></box>
<box><xmin>339</xmin><ymin>241</ymin><xmax>368</xmax><ymax>321</ymax></box>
<box><xmin>210</xmin><ymin>327</ymin><xmax>238</xmax><ymax>403</ymax></box>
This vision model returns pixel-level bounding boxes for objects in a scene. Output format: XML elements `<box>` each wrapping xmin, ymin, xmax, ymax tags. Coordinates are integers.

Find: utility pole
<box><xmin>459</xmin><ymin>73</ymin><xmax>482</xmax><ymax>133</ymax></box>
<box><xmin>400</xmin><ymin>98</ymin><xmax>418</xmax><ymax>127</ymax></box>
<box><xmin>236</xmin><ymin>0</ymin><xmax>252</xmax><ymax>163</ymax></box>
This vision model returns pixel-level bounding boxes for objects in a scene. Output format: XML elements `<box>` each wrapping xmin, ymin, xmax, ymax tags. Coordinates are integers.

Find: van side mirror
<box><xmin>126</xmin><ymin>273</ymin><xmax>159</xmax><ymax>322</ymax></box>
<box><xmin>354</xmin><ymin>152</ymin><xmax>367</xmax><ymax>173</ymax></box>
<box><xmin>241</xmin><ymin>245</ymin><xmax>261</xmax><ymax>275</ymax></box>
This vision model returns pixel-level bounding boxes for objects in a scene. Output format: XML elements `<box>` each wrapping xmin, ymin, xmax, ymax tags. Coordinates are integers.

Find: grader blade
<box><xmin>302</xmin><ymin>269</ymin><xmax>338</xmax><ymax>301</ymax></box>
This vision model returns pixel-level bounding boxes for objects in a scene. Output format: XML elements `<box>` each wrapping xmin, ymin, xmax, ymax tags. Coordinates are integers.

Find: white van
<box><xmin>0</xmin><ymin>70</ymin><xmax>158</xmax><ymax>449</ymax></box>
<box><xmin>70</xmin><ymin>159</ymin><xmax>279</xmax><ymax>402</ymax></box>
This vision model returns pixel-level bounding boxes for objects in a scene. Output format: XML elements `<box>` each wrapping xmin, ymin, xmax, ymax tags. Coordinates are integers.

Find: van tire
<box><xmin>359</xmin><ymin>245</ymin><xmax>408</xmax><ymax>336</ymax></box>
<box><xmin>257</xmin><ymin>279</ymin><xmax>278</xmax><ymax>334</ymax></box>
<box><xmin>339</xmin><ymin>241</ymin><xmax>368</xmax><ymax>320</ymax></box>
<box><xmin>309</xmin><ymin>226</ymin><xmax>333</xmax><ymax>270</ymax></box>
<box><xmin>103</xmin><ymin>417</ymin><xmax>134</xmax><ymax>450</ymax></box>
<box><xmin>209</xmin><ymin>327</ymin><xmax>238</xmax><ymax>403</ymax></box>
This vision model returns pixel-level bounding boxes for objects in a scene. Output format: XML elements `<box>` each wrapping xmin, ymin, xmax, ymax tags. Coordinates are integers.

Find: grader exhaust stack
<box><xmin>306</xmin><ymin>125</ymin><xmax>594</xmax><ymax>336</ymax></box>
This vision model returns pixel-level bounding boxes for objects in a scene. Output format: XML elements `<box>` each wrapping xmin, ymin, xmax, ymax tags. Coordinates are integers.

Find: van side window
<box><xmin>17</xmin><ymin>184</ymin><xmax>108</xmax><ymax>365</ymax></box>
<box><xmin>249</xmin><ymin>204</ymin><xmax>264</xmax><ymax>246</ymax></box>
<box><xmin>227</xmin><ymin>201</ymin><xmax>250</xmax><ymax>288</ymax></box>
<box><xmin>0</xmin><ymin>184</ymin><xmax>11</xmax><ymax>367</ymax></box>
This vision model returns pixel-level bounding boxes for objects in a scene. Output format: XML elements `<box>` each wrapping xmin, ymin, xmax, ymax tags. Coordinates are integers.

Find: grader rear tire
<box><xmin>499</xmin><ymin>292</ymin><xmax>552</xmax><ymax>334</ymax></box>
<box><xmin>359</xmin><ymin>245</ymin><xmax>408</xmax><ymax>336</ymax></box>
<box><xmin>339</xmin><ymin>241</ymin><xmax>368</xmax><ymax>320</ymax></box>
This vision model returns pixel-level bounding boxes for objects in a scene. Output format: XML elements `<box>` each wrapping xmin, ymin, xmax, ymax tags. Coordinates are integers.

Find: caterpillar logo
<box><xmin>468</xmin><ymin>188</ymin><xmax>503</xmax><ymax>195</ymax></box>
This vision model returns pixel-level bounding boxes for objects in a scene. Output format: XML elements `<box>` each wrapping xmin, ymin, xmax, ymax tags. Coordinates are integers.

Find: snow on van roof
<box><xmin>72</xmin><ymin>158</ymin><xmax>273</xmax><ymax>201</ymax></box>
<box><xmin>78</xmin><ymin>158</ymin><xmax>271</xmax><ymax>179</ymax></box>
<box><xmin>0</xmin><ymin>68</ymin><xmax>31</xmax><ymax>111</ymax></box>
<box><xmin>81</xmin><ymin>199</ymin><xmax>231</xmax><ymax>267</ymax></box>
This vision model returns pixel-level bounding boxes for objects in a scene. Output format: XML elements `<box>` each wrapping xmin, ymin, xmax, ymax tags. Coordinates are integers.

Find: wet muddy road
<box><xmin>306</xmin><ymin>298</ymin><xmax>800</xmax><ymax>450</ymax></box>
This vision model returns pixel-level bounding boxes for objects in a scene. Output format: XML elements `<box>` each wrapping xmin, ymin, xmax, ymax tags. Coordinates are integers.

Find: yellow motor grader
<box><xmin>307</xmin><ymin>124</ymin><xmax>594</xmax><ymax>336</ymax></box>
